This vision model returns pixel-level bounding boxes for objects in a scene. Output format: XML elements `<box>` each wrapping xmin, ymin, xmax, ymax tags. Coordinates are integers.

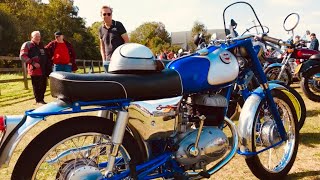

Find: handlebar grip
<box><xmin>261</xmin><ymin>35</ymin><xmax>282</xmax><ymax>45</ymax></box>
<box><xmin>261</xmin><ymin>35</ymin><xmax>291</xmax><ymax>47</ymax></box>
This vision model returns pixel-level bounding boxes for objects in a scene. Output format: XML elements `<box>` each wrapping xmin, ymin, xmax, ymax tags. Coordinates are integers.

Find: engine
<box><xmin>174</xmin><ymin>94</ymin><xmax>229</xmax><ymax>168</ymax></box>
<box><xmin>175</xmin><ymin>127</ymin><xmax>228</xmax><ymax>168</ymax></box>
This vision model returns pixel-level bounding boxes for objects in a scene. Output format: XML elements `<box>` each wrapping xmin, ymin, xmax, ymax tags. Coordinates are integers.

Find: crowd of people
<box><xmin>294</xmin><ymin>30</ymin><xmax>319</xmax><ymax>50</ymax></box>
<box><xmin>156</xmin><ymin>49</ymin><xmax>190</xmax><ymax>60</ymax></box>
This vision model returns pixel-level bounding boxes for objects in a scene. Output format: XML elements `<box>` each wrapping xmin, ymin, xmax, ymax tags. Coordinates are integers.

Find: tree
<box><xmin>88</xmin><ymin>21</ymin><xmax>103</xmax><ymax>47</ymax></box>
<box><xmin>130</xmin><ymin>22</ymin><xmax>178</xmax><ymax>54</ymax></box>
<box><xmin>0</xmin><ymin>8</ymin><xmax>19</xmax><ymax>55</ymax></box>
<box><xmin>189</xmin><ymin>21</ymin><xmax>211</xmax><ymax>51</ymax></box>
<box><xmin>0</xmin><ymin>0</ymin><xmax>101</xmax><ymax>60</ymax></box>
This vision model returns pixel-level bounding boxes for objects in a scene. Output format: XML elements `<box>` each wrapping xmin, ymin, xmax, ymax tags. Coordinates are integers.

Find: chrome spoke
<box><xmin>32</xmin><ymin>133</ymin><xmax>131</xmax><ymax>179</ymax></box>
<box><xmin>255</xmin><ymin>97</ymin><xmax>295</xmax><ymax>173</ymax></box>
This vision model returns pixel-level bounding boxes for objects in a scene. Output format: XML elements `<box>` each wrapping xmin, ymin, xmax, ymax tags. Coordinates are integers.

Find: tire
<box><xmin>12</xmin><ymin>116</ymin><xmax>143</xmax><ymax>180</ymax></box>
<box><xmin>280</xmin><ymin>84</ymin><xmax>306</xmax><ymax>131</ymax></box>
<box><xmin>301</xmin><ymin>66</ymin><xmax>320</xmax><ymax>102</ymax></box>
<box><xmin>265</xmin><ymin>66</ymin><xmax>292</xmax><ymax>86</ymax></box>
<box><xmin>245</xmin><ymin>89</ymin><xmax>299</xmax><ymax>179</ymax></box>
<box><xmin>270</xmin><ymin>81</ymin><xmax>306</xmax><ymax>131</ymax></box>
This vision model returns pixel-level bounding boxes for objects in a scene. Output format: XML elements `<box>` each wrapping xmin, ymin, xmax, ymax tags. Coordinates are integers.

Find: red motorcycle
<box><xmin>263</xmin><ymin>13</ymin><xmax>320</xmax><ymax>85</ymax></box>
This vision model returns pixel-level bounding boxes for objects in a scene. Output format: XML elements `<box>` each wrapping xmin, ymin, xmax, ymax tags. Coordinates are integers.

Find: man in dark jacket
<box><xmin>45</xmin><ymin>31</ymin><xmax>78</xmax><ymax>72</ymax></box>
<box><xmin>309</xmin><ymin>33</ymin><xmax>319</xmax><ymax>51</ymax></box>
<box><xmin>20</xmin><ymin>31</ymin><xmax>51</xmax><ymax>105</ymax></box>
<box><xmin>99</xmin><ymin>5</ymin><xmax>129</xmax><ymax>71</ymax></box>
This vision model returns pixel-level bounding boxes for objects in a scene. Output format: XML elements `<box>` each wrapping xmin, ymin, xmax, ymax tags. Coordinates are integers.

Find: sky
<box><xmin>44</xmin><ymin>0</ymin><xmax>320</xmax><ymax>39</ymax></box>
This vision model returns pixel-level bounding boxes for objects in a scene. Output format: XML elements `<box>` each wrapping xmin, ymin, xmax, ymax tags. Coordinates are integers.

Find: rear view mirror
<box><xmin>193</xmin><ymin>34</ymin><xmax>200</xmax><ymax>46</ymax></box>
<box><xmin>283</xmin><ymin>13</ymin><xmax>300</xmax><ymax>32</ymax></box>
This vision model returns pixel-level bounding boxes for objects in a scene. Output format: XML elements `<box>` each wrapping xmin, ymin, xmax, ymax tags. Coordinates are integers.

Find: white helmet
<box><xmin>109</xmin><ymin>43</ymin><xmax>160</xmax><ymax>73</ymax></box>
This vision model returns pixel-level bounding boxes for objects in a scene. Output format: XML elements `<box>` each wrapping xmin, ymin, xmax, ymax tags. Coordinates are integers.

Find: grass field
<box><xmin>0</xmin><ymin>75</ymin><xmax>319</xmax><ymax>179</ymax></box>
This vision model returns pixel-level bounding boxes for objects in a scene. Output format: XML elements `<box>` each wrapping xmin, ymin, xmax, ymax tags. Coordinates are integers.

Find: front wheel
<box><xmin>265</xmin><ymin>66</ymin><xmax>292</xmax><ymax>86</ymax></box>
<box><xmin>245</xmin><ymin>89</ymin><xmax>299</xmax><ymax>179</ymax></box>
<box><xmin>301</xmin><ymin>66</ymin><xmax>320</xmax><ymax>102</ymax></box>
<box><xmin>12</xmin><ymin>116</ymin><xmax>143</xmax><ymax>180</ymax></box>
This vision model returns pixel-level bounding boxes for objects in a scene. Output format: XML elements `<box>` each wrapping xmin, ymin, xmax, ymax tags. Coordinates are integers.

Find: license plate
<box><xmin>294</xmin><ymin>64</ymin><xmax>302</xmax><ymax>74</ymax></box>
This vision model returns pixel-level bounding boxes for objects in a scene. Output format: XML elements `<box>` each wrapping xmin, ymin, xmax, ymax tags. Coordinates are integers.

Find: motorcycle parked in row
<box><xmin>0</xmin><ymin>2</ymin><xmax>299</xmax><ymax>179</ymax></box>
<box><xmin>262</xmin><ymin>13</ymin><xmax>320</xmax><ymax>86</ymax></box>
<box><xmin>211</xmin><ymin>14</ymin><xmax>306</xmax><ymax>130</ymax></box>
<box><xmin>295</xmin><ymin>54</ymin><xmax>320</xmax><ymax>101</ymax></box>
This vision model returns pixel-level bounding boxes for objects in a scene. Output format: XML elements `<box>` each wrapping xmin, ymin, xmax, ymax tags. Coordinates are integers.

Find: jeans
<box><xmin>53</xmin><ymin>64</ymin><xmax>72</xmax><ymax>72</ymax></box>
<box><xmin>103</xmin><ymin>61</ymin><xmax>110</xmax><ymax>73</ymax></box>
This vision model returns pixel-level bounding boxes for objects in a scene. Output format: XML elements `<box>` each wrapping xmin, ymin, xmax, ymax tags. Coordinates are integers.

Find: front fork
<box><xmin>277</xmin><ymin>54</ymin><xmax>292</xmax><ymax>80</ymax></box>
<box><xmin>247</xmin><ymin>42</ymin><xmax>288</xmax><ymax>141</ymax></box>
<box><xmin>105</xmin><ymin>110</ymin><xmax>129</xmax><ymax>177</ymax></box>
<box><xmin>263</xmin><ymin>86</ymin><xmax>287</xmax><ymax>140</ymax></box>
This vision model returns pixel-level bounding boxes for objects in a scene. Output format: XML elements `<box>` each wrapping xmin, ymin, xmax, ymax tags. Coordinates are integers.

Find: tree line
<box><xmin>0</xmin><ymin>0</ymin><xmax>209</xmax><ymax>68</ymax></box>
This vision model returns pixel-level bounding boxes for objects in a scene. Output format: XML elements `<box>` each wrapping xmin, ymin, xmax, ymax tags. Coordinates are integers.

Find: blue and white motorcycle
<box><xmin>0</xmin><ymin>2</ymin><xmax>298</xmax><ymax>179</ymax></box>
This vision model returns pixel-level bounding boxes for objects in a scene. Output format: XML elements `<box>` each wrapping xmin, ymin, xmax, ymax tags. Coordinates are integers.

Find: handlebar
<box><xmin>259</xmin><ymin>34</ymin><xmax>291</xmax><ymax>47</ymax></box>
<box><xmin>212</xmin><ymin>34</ymin><xmax>291</xmax><ymax>48</ymax></box>
<box><xmin>214</xmin><ymin>34</ymin><xmax>255</xmax><ymax>44</ymax></box>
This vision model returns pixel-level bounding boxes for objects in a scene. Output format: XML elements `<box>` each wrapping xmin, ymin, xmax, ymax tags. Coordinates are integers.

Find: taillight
<box><xmin>0</xmin><ymin>116</ymin><xmax>6</xmax><ymax>131</ymax></box>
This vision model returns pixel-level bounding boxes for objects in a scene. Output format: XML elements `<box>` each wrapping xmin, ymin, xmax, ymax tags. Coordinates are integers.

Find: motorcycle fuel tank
<box><xmin>168</xmin><ymin>48</ymin><xmax>239</xmax><ymax>94</ymax></box>
<box><xmin>293</xmin><ymin>48</ymin><xmax>319</xmax><ymax>59</ymax></box>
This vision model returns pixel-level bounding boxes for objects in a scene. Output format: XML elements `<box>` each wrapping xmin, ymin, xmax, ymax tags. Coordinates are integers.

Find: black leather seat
<box><xmin>50</xmin><ymin>70</ymin><xmax>182</xmax><ymax>103</ymax></box>
<box><xmin>309</xmin><ymin>54</ymin><xmax>320</xmax><ymax>61</ymax></box>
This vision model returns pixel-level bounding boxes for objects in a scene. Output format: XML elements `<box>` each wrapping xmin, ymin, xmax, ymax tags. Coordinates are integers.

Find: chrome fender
<box><xmin>0</xmin><ymin>101</ymin><xmax>69</xmax><ymax>168</ymax></box>
<box><xmin>238</xmin><ymin>83</ymin><xmax>297</xmax><ymax>154</ymax></box>
<box><xmin>265</xmin><ymin>62</ymin><xmax>282</xmax><ymax>69</ymax></box>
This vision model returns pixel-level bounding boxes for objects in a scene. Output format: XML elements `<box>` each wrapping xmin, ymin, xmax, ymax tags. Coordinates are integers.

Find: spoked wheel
<box><xmin>245</xmin><ymin>90</ymin><xmax>299</xmax><ymax>179</ymax></box>
<box><xmin>12</xmin><ymin>116</ymin><xmax>143</xmax><ymax>180</ymax></box>
<box><xmin>301</xmin><ymin>66</ymin><xmax>320</xmax><ymax>102</ymax></box>
<box><xmin>265</xmin><ymin>66</ymin><xmax>292</xmax><ymax>86</ymax></box>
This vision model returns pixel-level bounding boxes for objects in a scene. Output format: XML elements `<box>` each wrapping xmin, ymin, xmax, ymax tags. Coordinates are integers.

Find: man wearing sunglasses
<box><xmin>99</xmin><ymin>5</ymin><xmax>129</xmax><ymax>71</ymax></box>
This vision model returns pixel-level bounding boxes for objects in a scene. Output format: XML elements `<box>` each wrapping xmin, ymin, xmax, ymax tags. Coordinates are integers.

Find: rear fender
<box><xmin>300</xmin><ymin>60</ymin><xmax>320</xmax><ymax>76</ymax></box>
<box><xmin>238</xmin><ymin>83</ymin><xmax>298</xmax><ymax>154</ymax></box>
<box><xmin>0</xmin><ymin>101</ymin><xmax>69</xmax><ymax>168</ymax></box>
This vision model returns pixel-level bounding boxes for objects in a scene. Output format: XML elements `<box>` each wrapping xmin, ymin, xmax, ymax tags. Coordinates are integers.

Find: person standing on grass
<box><xmin>19</xmin><ymin>31</ymin><xmax>51</xmax><ymax>105</ymax></box>
<box><xmin>99</xmin><ymin>5</ymin><xmax>129</xmax><ymax>71</ymax></box>
<box><xmin>45</xmin><ymin>31</ymin><xmax>78</xmax><ymax>72</ymax></box>
<box><xmin>309</xmin><ymin>33</ymin><xmax>319</xmax><ymax>51</ymax></box>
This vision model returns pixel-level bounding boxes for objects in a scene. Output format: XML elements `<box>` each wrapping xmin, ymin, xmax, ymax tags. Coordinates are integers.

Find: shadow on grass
<box><xmin>0</xmin><ymin>92</ymin><xmax>51</xmax><ymax>108</ymax></box>
<box><xmin>0</xmin><ymin>91</ymin><xmax>33</xmax><ymax>103</ymax></box>
<box><xmin>299</xmin><ymin>132</ymin><xmax>320</xmax><ymax>148</ymax></box>
<box><xmin>286</xmin><ymin>170</ymin><xmax>320</xmax><ymax>179</ymax></box>
<box><xmin>0</xmin><ymin>97</ymin><xmax>35</xmax><ymax>107</ymax></box>
<box><xmin>306</xmin><ymin>109</ymin><xmax>320</xmax><ymax>118</ymax></box>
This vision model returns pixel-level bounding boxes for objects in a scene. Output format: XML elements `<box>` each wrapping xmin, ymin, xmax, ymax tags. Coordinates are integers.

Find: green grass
<box><xmin>0</xmin><ymin>79</ymin><xmax>319</xmax><ymax>179</ymax></box>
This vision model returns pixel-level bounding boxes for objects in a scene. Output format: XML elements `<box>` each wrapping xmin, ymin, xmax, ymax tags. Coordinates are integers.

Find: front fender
<box><xmin>238</xmin><ymin>83</ymin><xmax>299</xmax><ymax>154</ymax></box>
<box><xmin>0</xmin><ymin>101</ymin><xmax>69</xmax><ymax>168</ymax></box>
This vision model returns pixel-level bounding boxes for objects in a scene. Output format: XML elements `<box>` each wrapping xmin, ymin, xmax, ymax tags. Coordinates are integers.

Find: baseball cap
<box><xmin>54</xmin><ymin>31</ymin><xmax>63</xmax><ymax>36</ymax></box>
